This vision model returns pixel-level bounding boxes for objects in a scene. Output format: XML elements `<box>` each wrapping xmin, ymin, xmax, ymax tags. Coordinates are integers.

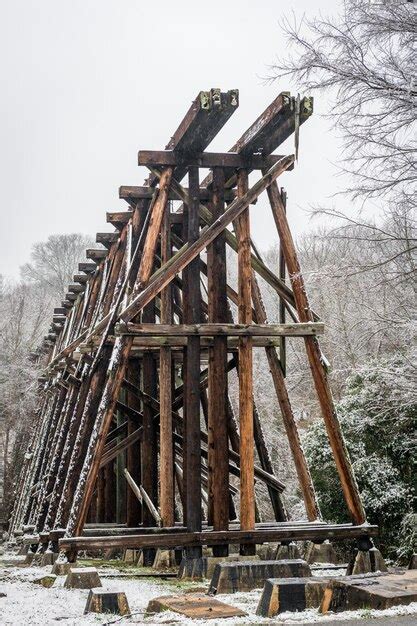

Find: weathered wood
<box><xmin>266</xmin><ymin>179</ymin><xmax>366</xmax><ymax>525</ymax></box>
<box><xmin>119</xmin><ymin>155</ymin><xmax>294</xmax><ymax>322</ymax></box>
<box><xmin>237</xmin><ymin>169</ymin><xmax>255</xmax><ymax>555</ymax></box>
<box><xmin>159</xmin><ymin>201</ymin><xmax>175</xmax><ymax>527</ymax></box>
<box><xmin>116</xmin><ymin>322</ymin><xmax>323</xmax><ymax>337</ymax></box>
<box><xmin>207</xmin><ymin>168</ymin><xmax>229</xmax><ymax>556</ymax></box>
<box><xmin>120</xmin><ymin>185</ymin><xmax>236</xmax><ymax>202</ymax></box>
<box><xmin>59</xmin><ymin>523</ymin><xmax>378</xmax><ymax>551</ymax></box>
<box><xmin>125</xmin><ymin>359</ymin><xmax>142</xmax><ymax>527</ymax></box>
<box><xmin>106</xmin><ymin>211</ymin><xmax>131</xmax><ymax>229</ymax></box>
<box><xmin>183</xmin><ymin>166</ymin><xmax>202</xmax><ymax>559</ymax></box>
<box><xmin>86</xmin><ymin>249</ymin><xmax>107</xmax><ymax>262</ymax></box>
<box><xmin>138</xmin><ymin>150</ymin><xmax>288</xmax><ymax>170</ymax></box>
<box><xmin>136</xmin><ymin>167</ymin><xmax>173</xmax><ymax>289</ymax></box>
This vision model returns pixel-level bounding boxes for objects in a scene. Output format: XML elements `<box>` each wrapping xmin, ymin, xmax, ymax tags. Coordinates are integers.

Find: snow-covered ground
<box><xmin>1</xmin><ymin>556</ymin><xmax>417</xmax><ymax>625</ymax></box>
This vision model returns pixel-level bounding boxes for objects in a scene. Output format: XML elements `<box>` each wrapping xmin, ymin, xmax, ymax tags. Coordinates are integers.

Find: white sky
<box><xmin>0</xmin><ymin>0</ymin><xmax>351</xmax><ymax>279</ymax></box>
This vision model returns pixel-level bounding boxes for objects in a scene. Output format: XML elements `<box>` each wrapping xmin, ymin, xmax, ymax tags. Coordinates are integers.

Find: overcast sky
<box><xmin>0</xmin><ymin>0</ymin><xmax>351</xmax><ymax>279</ymax></box>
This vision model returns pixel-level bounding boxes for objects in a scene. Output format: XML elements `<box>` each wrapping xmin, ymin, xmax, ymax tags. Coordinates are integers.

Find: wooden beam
<box><xmin>207</xmin><ymin>167</ymin><xmax>229</xmax><ymax>555</ymax></box>
<box><xmin>119</xmin><ymin>155</ymin><xmax>294</xmax><ymax>323</ymax></box>
<box><xmin>237</xmin><ymin>169</ymin><xmax>255</xmax><ymax>554</ymax></box>
<box><xmin>73</xmin><ymin>274</ymin><xmax>88</xmax><ymax>284</ymax></box>
<box><xmin>119</xmin><ymin>185</ymin><xmax>236</xmax><ymax>202</ymax></box>
<box><xmin>138</xmin><ymin>150</ymin><xmax>289</xmax><ymax>170</ymax></box>
<box><xmin>159</xmin><ymin>201</ymin><xmax>175</xmax><ymax>528</ymax></box>
<box><xmin>116</xmin><ymin>323</ymin><xmax>324</xmax><ymax>337</ymax></box>
<box><xmin>106</xmin><ymin>211</ymin><xmax>131</xmax><ymax>229</ymax></box>
<box><xmin>183</xmin><ymin>166</ymin><xmax>202</xmax><ymax>557</ymax></box>
<box><xmin>86</xmin><ymin>249</ymin><xmax>107</xmax><ymax>262</ymax></box>
<box><xmin>78</xmin><ymin>262</ymin><xmax>97</xmax><ymax>274</ymax></box>
<box><xmin>96</xmin><ymin>232</ymin><xmax>119</xmax><ymax>248</ymax></box>
<box><xmin>266</xmin><ymin>179</ymin><xmax>366</xmax><ymax>525</ymax></box>
<box><xmin>59</xmin><ymin>523</ymin><xmax>378</xmax><ymax>551</ymax></box>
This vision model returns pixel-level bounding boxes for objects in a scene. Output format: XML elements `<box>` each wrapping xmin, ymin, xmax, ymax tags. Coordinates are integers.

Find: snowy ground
<box><xmin>1</xmin><ymin>555</ymin><xmax>416</xmax><ymax>625</ymax></box>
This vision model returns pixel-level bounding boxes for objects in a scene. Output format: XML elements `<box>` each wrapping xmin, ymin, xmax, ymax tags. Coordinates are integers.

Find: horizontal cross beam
<box><xmin>138</xmin><ymin>150</ymin><xmax>290</xmax><ymax>170</ymax></box>
<box><xmin>115</xmin><ymin>322</ymin><xmax>324</xmax><ymax>337</ymax></box>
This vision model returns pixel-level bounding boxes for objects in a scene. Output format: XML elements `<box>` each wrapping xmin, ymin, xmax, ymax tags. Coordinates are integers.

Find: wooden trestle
<box><xmin>10</xmin><ymin>89</ymin><xmax>373</xmax><ymax>563</ymax></box>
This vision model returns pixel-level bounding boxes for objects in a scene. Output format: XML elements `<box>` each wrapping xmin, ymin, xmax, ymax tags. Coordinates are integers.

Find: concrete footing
<box><xmin>275</xmin><ymin>542</ymin><xmax>302</xmax><ymax>560</ymax></box>
<box><xmin>84</xmin><ymin>589</ymin><xmax>130</xmax><ymax>616</ymax></box>
<box><xmin>152</xmin><ymin>549</ymin><xmax>180</xmax><ymax>570</ymax></box>
<box><xmin>52</xmin><ymin>560</ymin><xmax>77</xmax><ymax>576</ymax></box>
<box><xmin>257</xmin><ymin>577</ymin><xmax>328</xmax><ymax>617</ymax></box>
<box><xmin>209</xmin><ymin>559</ymin><xmax>312</xmax><ymax>594</ymax></box>
<box><xmin>178</xmin><ymin>557</ymin><xmax>206</xmax><ymax>580</ymax></box>
<box><xmin>64</xmin><ymin>567</ymin><xmax>102</xmax><ymax>589</ymax></box>
<box><xmin>123</xmin><ymin>549</ymin><xmax>141</xmax><ymax>564</ymax></box>
<box><xmin>178</xmin><ymin>554</ymin><xmax>260</xmax><ymax>580</ymax></box>
<box><xmin>321</xmin><ymin>570</ymin><xmax>417</xmax><ymax>613</ymax></box>
<box><xmin>41</xmin><ymin>551</ymin><xmax>57</xmax><ymax>566</ymax></box>
<box><xmin>18</xmin><ymin>543</ymin><xmax>29</xmax><ymax>556</ymax></box>
<box><xmin>305</xmin><ymin>541</ymin><xmax>339</xmax><ymax>564</ymax></box>
<box><xmin>408</xmin><ymin>553</ymin><xmax>417</xmax><ymax>569</ymax></box>
<box><xmin>346</xmin><ymin>547</ymin><xmax>387</xmax><ymax>575</ymax></box>
<box><xmin>257</xmin><ymin>544</ymin><xmax>278</xmax><ymax>560</ymax></box>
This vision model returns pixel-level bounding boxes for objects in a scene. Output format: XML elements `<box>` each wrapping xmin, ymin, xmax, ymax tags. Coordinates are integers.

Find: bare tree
<box><xmin>270</xmin><ymin>0</ymin><xmax>416</xmax><ymax>202</ymax></box>
<box><xmin>21</xmin><ymin>233</ymin><xmax>94</xmax><ymax>301</ymax></box>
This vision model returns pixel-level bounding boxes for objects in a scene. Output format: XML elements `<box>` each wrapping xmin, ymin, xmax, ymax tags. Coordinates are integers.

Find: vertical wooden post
<box><xmin>207</xmin><ymin>167</ymin><xmax>229</xmax><ymax>556</ymax></box>
<box><xmin>279</xmin><ymin>188</ymin><xmax>287</xmax><ymax>376</ymax></box>
<box><xmin>126</xmin><ymin>359</ymin><xmax>142</xmax><ymax>526</ymax></box>
<box><xmin>159</xmin><ymin>202</ymin><xmax>175</xmax><ymax>527</ymax></box>
<box><xmin>141</xmin><ymin>307</ymin><xmax>158</xmax><ymax>566</ymax></box>
<box><xmin>183</xmin><ymin>166</ymin><xmax>202</xmax><ymax>560</ymax></box>
<box><xmin>237</xmin><ymin>169</ymin><xmax>256</xmax><ymax>555</ymax></box>
<box><xmin>266</xmin><ymin>179</ymin><xmax>366</xmax><ymax>524</ymax></box>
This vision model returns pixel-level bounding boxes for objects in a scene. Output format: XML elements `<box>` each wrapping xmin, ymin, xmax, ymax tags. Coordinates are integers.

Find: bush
<box><xmin>303</xmin><ymin>357</ymin><xmax>416</xmax><ymax>560</ymax></box>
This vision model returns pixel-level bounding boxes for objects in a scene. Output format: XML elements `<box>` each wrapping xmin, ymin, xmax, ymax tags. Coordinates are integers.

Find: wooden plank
<box><xmin>266</xmin><ymin>179</ymin><xmax>366</xmax><ymax>525</ymax></box>
<box><xmin>116</xmin><ymin>323</ymin><xmax>324</xmax><ymax>337</ymax></box>
<box><xmin>138</xmin><ymin>150</ymin><xmax>288</xmax><ymax>170</ymax></box>
<box><xmin>119</xmin><ymin>155</ymin><xmax>294</xmax><ymax>323</ymax></box>
<box><xmin>59</xmin><ymin>523</ymin><xmax>378</xmax><ymax>551</ymax></box>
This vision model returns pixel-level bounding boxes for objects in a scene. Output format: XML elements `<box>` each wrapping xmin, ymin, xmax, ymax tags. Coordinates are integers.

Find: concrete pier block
<box><xmin>153</xmin><ymin>549</ymin><xmax>178</xmax><ymax>569</ymax></box>
<box><xmin>257</xmin><ymin>577</ymin><xmax>328</xmax><ymax>617</ymax></box>
<box><xmin>178</xmin><ymin>557</ymin><xmax>206</xmax><ymax>580</ymax></box>
<box><xmin>41</xmin><ymin>551</ymin><xmax>57</xmax><ymax>566</ymax></box>
<box><xmin>178</xmin><ymin>554</ymin><xmax>260</xmax><ymax>580</ymax></box>
<box><xmin>209</xmin><ymin>559</ymin><xmax>312</xmax><ymax>594</ymax></box>
<box><xmin>52</xmin><ymin>560</ymin><xmax>77</xmax><ymax>576</ymax></box>
<box><xmin>408</xmin><ymin>553</ymin><xmax>417</xmax><ymax>569</ymax></box>
<box><xmin>84</xmin><ymin>589</ymin><xmax>130</xmax><ymax>616</ymax></box>
<box><xmin>305</xmin><ymin>540</ymin><xmax>339</xmax><ymax>564</ymax></box>
<box><xmin>64</xmin><ymin>567</ymin><xmax>102</xmax><ymax>589</ymax></box>
<box><xmin>347</xmin><ymin>547</ymin><xmax>387</xmax><ymax>575</ymax></box>
<box><xmin>320</xmin><ymin>570</ymin><xmax>417</xmax><ymax>613</ymax></box>
<box><xmin>275</xmin><ymin>542</ymin><xmax>302</xmax><ymax>560</ymax></box>
<box><xmin>257</xmin><ymin>544</ymin><xmax>279</xmax><ymax>560</ymax></box>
